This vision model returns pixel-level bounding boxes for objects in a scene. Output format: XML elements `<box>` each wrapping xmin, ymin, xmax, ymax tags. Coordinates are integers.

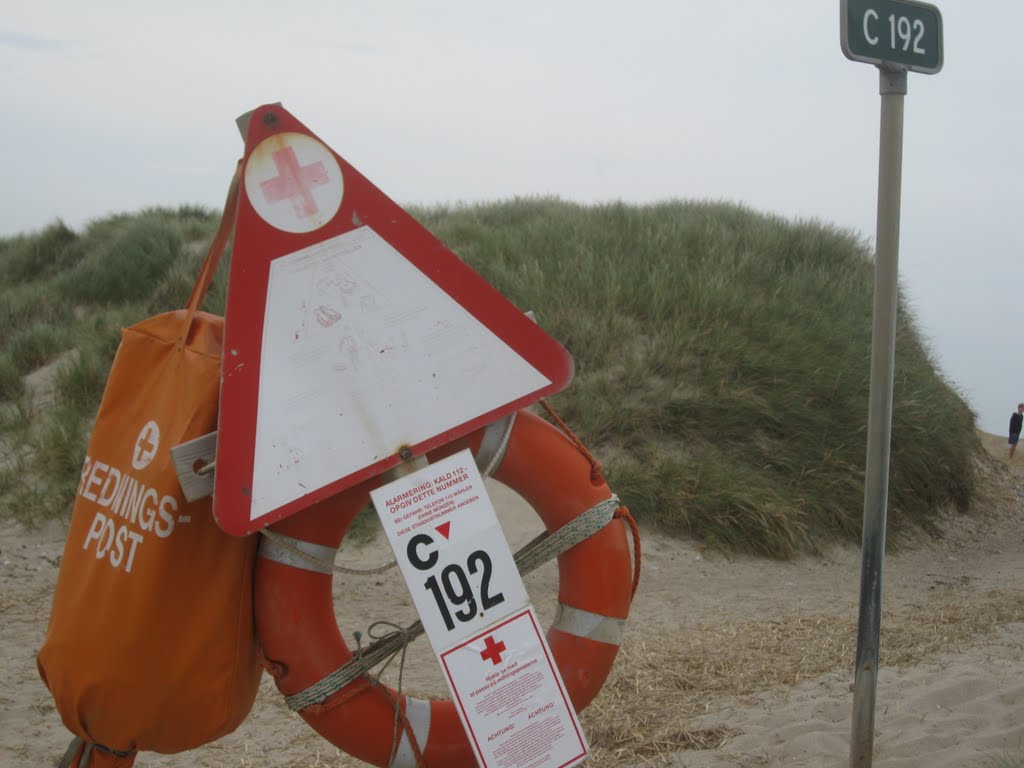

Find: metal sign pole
<box><xmin>849</xmin><ymin>65</ymin><xmax>907</xmax><ymax>768</ymax></box>
<box><xmin>840</xmin><ymin>2</ymin><xmax>941</xmax><ymax>762</ymax></box>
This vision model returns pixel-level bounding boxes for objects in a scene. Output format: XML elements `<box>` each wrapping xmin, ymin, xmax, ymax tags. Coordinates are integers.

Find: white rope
<box><xmin>283</xmin><ymin>496</ymin><xmax>619</xmax><ymax>711</ymax></box>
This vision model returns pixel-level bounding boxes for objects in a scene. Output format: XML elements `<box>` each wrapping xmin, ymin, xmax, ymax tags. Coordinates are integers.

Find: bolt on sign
<box><xmin>370</xmin><ymin>449</ymin><xmax>589</xmax><ymax>768</ymax></box>
<box><xmin>213</xmin><ymin>105</ymin><xmax>574</xmax><ymax>536</ymax></box>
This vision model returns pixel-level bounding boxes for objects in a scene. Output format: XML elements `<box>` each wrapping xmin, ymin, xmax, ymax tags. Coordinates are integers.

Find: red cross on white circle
<box><xmin>132</xmin><ymin>420</ymin><xmax>161</xmax><ymax>471</ymax></box>
<box><xmin>244</xmin><ymin>132</ymin><xmax>343</xmax><ymax>234</ymax></box>
<box><xmin>260</xmin><ymin>146</ymin><xmax>329</xmax><ymax>219</ymax></box>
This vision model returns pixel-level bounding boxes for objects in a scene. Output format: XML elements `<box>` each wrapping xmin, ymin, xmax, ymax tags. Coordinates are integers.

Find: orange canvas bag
<box><xmin>37</xmin><ymin>167</ymin><xmax>261</xmax><ymax>767</ymax></box>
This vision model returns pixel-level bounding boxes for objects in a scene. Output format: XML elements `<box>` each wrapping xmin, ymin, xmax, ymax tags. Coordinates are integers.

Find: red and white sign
<box><xmin>214</xmin><ymin>104</ymin><xmax>574</xmax><ymax>536</ymax></box>
<box><xmin>370</xmin><ymin>450</ymin><xmax>588</xmax><ymax>768</ymax></box>
<box><xmin>244</xmin><ymin>132</ymin><xmax>343</xmax><ymax>234</ymax></box>
<box><xmin>442</xmin><ymin>609</ymin><xmax>588</xmax><ymax>768</ymax></box>
<box><xmin>370</xmin><ymin>449</ymin><xmax>529</xmax><ymax>648</ymax></box>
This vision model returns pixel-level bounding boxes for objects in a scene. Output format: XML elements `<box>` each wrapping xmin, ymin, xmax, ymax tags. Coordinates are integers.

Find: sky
<box><xmin>1</xmin><ymin>1</ymin><xmax>1021</xmax><ymax>435</ymax></box>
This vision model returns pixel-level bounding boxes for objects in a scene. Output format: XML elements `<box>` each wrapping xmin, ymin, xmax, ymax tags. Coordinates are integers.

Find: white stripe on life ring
<box><xmin>390</xmin><ymin>696</ymin><xmax>431</xmax><ymax>768</ymax></box>
<box><xmin>258</xmin><ymin>533</ymin><xmax>336</xmax><ymax>575</ymax></box>
<box><xmin>552</xmin><ymin>603</ymin><xmax>627</xmax><ymax>646</ymax></box>
<box><xmin>475</xmin><ymin>413</ymin><xmax>515</xmax><ymax>478</ymax></box>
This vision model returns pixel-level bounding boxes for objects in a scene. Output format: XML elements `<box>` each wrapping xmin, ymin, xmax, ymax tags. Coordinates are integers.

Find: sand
<box><xmin>2</xmin><ymin>435</ymin><xmax>1023</xmax><ymax>768</ymax></box>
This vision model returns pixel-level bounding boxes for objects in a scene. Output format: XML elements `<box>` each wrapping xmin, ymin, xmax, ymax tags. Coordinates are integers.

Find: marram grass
<box><xmin>0</xmin><ymin>198</ymin><xmax>978</xmax><ymax>556</ymax></box>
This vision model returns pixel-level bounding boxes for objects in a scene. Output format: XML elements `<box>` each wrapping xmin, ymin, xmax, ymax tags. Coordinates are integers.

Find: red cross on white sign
<box><xmin>480</xmin><ymin>635</ymin><xmax>506</xmax><ymax>666</ymax></box>
<box><xmin>243</xmin><ymin>131</ymin><xmax>343</xmax><ymax>234</ymax></box>
<box><xmin>216</xmin><ymin>105</ymin><xmax>574</xmax><ymax>537</ymax></box>
<box><xmin>260</xmin><ymin>146</ymin><xmax>329</xmax><ymax>219</ymax></box>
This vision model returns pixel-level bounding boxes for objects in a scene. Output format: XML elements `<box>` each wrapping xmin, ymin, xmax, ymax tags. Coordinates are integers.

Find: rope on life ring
<box><xmin>254</xmin><ymin>409</ymin><xmax>640</xmax><ymax>768</ymax></box>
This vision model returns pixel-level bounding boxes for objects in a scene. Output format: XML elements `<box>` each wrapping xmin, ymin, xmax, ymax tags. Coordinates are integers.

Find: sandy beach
<box><xmin>3</xmin><ymin>433</ymin><xmax>1023</xmax><ymax>767</ymax></box>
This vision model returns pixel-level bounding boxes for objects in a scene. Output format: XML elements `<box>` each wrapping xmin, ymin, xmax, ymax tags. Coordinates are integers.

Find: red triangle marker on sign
<box><xmin>213</xmin><ymin>104</ymin><xmax>573</xmax><ymax>536</ymax></box>
<box><xmin>435</xmin><ymin>522</ymin><xmax>451</xmax><ymax>540</ymax></box>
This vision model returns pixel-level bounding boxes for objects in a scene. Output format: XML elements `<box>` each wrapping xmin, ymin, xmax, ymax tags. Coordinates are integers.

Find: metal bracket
<box><xmin>170</xmin><ymin>431</ymin><xmax>218</xmax><ymax>502</ymax></box>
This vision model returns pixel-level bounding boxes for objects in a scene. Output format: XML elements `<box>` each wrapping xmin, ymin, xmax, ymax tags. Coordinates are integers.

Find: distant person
<box><xmin>1010</xmin><ymin>403</ymin><xmax>1024</xmax><ymax>460</ymax></box>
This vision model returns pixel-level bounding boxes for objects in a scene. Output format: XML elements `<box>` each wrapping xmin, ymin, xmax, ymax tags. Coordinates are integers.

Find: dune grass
<box><xmin>416</xmin><ymin>198</ymin><xmax>979</xmax><ymax>555</ymax></box>
<box><xmin>0</xmin><ymin>206</ymin><xmax>226</xmax><ymax>511</ymax></box>
<box><xmin>0</xmin><ymin>198</ymin><xmax>979</xmax><ymax>556</ymax></box>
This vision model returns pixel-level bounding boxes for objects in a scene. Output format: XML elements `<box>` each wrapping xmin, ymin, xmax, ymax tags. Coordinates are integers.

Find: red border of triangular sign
<box><xmin>213</xmin><ymin>104</ymin><xmax>573</xmax><ymax>536</ymax></box>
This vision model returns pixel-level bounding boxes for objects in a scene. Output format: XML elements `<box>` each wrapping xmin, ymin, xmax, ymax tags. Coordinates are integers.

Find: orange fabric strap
<box><xmin>178</xmin><ymin>160</ymin><xmax>242</xmax><ymax>348</ymax></box>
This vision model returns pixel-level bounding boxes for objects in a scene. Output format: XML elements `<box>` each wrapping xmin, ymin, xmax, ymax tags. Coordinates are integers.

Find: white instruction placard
<box><xmin>371</xmin><ymin>449</ymin><xmax>529</xmax><ymax>648</ymax></box>
<box><xmin>250</xmin><ymin>226</ymin><xmax>551</xmax><ymax>522</ymax></box>
<box><xmin>441</xmin><ymin>607</ymin><xmax>588</xmax><ymax>768</ymax></box>
<box><xmin>370</xmin><ymin>449</ymin><xmax>588</xmax><ymax>768</ymax></box>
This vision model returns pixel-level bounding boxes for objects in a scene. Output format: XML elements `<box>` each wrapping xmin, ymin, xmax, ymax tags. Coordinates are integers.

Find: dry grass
<box><xmin>579</xmin><ymin>445</ymin><xmax>1024</xmax><ymax>766</ymax></box>
<box><xmin>581</xmin><ymin>588</ymin><xmax>1024</xmax><ymax>766</ymax></box>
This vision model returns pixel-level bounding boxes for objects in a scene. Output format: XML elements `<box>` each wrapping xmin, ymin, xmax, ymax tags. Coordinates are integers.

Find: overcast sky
<box><xmin>2</xmin><ymin>1</ymin><xmax>1020</xmax><ymax>434</ymax></box>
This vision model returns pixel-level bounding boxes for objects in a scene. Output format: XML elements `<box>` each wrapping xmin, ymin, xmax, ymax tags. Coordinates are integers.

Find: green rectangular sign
<box><xmin>841</xmin><ymin>0</ymin><xmax>943</xmax><ymax>74</ymax></box>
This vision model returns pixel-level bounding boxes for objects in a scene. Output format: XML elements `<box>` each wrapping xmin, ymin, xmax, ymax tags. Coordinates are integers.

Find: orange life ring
<box><xmin>254</xmin><ymin>409</ymin><xmax>639</xmax><ymax>767</ymax></box>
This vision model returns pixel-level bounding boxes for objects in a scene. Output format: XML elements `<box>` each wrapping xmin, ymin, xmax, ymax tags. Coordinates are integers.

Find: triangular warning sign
<box><xmin>213</xmin><ymin>104</ymin><xmax>573</xmax><ymax>536</ymax></box>
<box><xmin>435</xmin><ymin>522</ymin><xmax>451</xmax><ymax>540</ymax></box>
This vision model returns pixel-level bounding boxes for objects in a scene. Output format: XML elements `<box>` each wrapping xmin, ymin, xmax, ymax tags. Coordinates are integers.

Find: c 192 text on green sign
<box><xmin>841</xmin><ymin>0</ymin><xmax>943</xmax><ymax>74</ymax></box>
